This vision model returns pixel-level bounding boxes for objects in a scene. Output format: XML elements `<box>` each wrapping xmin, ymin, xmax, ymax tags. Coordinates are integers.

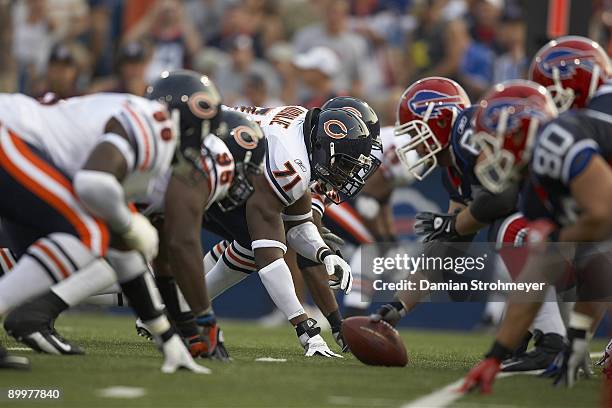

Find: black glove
<box><xmin>369</xmin><ymin>302</ymin><xmax>405</xmax><ymax>327</ymax></box>
<box><xmin>414</xmin><ymin>211</ymin><xmax>460</xmax><ymax>242</ymax></box>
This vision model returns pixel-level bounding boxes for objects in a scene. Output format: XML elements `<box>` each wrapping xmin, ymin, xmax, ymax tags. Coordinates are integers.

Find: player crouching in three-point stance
<box><xmin>463</xmin><ymin>76</ymin><xmax>612</xmax><ymax>393</ymax></box>
<box><xmin>0</xmin><ymin>70</ymin><xmax>226</xmax><ymax>373</ymax></box>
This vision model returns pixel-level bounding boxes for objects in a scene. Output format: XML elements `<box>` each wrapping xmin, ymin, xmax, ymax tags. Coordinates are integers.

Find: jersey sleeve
<box><xmin>263</xmin><ymin>134</ymin><xmax>310</xmax><ymax>207</ymax></box>
<box><xmin>201</xmin><ymin>135</ymin><xmax>235</xmax><ymax>209</ymax></box>
<box><xmin>114</xmin><ymin>98</ymin><xmax>176</xmax><ymax>173</ymax></box>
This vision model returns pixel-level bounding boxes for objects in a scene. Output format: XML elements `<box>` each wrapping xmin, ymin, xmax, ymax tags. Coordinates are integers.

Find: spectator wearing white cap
<box><xmin>293</xmin><ymin>0</ymin><xmax>367</xmax><ymax>96</ymax></box>
<box><xmin>293</xmin><ymin>46</ymin><xmax>342</xmax><ymax>109</ymax></box>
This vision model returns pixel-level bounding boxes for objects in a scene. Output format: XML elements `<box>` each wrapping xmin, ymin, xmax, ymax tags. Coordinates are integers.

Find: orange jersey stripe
<box><xmin>124</xmin><ymin>104</ymin><xmax>151</xmax><ymax>170</ymax></box>
<box><xmin>226</xmin><ymin>246</ymin><xmax>256</xmax><ymax>269</ymax></box>
<box><xmin>0</xmin><ymin>249</ymin><xmax>14</xmax><ymax>269</ymax></box>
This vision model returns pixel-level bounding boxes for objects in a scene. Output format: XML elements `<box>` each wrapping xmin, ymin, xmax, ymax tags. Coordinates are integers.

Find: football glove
<box><xmin>461</xmin><ymin>357</ymin><xmax>502</xmax><ymax>394</ymax></box>
<box><xmin>370</xmin><ymin>302</ymin><xmax>405</xmax><ymax>327</ymax></box>
<box><xmin>552</xmin><ymin>328</ymin><xmax>591</xmax><ymax>387</ymax></box>
<box><xmin>321</xmin><ymin>250</ymin><xmax>352</xmax><ymax>294</ymax></box>
<box><xmin>414</xmin><ymin>211</ymin><xmax>460</xmax><ymax>242</ymax></box>
<box><xmin>121</xmin><ymin>213</ymin><xmax>159</xmax><ymax>261</ymax></box>
<box><xmin>332</xmin><ymin>327</ymin><xmax>349</xmax><ymax>352</ymax></box>
<box><xmin>296</xmin><ymin>318</ymin><xmax>342</xmax><ymax>358</ymax></box>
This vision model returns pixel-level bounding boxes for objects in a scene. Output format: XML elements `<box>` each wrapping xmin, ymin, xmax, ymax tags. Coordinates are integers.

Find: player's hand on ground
<box><xmin>460</xmin><ymin>357</ymin><xmax>501</xmax><ymax>394</ymax></box>
<box><xmin>596</xmin><ymin>338</ymin><xmax>612</xmax><ymax>378</ymax></box>
<box><xmin>322</xmin><ymin>251</ymin><xmax>352</xmax><ymax>294</ymax></box>
<box><xmin>304</xmin><ymin>334</ymin><xmax>343</xmax><ymax>358</ymax></box>
<box><xmin>120</xmin><ymin>213</ymin><xmax>159</xmax><ymax>260</ymax></box>
<box><xmin>370</xmin><ymin>304</ymin><xmax>402</xmax><ymax>327</ymax></box>
<box><xmin>552</xmin><ymin>330</ymin><xmax>591</xmax><ymax>387</ymax></box>
<box><xmin>414</xmin><ymin>211</ymin><xmax>459</xmax><ymax>242</ymax></box>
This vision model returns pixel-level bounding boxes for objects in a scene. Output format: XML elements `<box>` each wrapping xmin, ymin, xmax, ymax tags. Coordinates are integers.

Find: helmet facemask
<box><xmin>217</xmin><ymin>156</ymin><xmax>262</xmax><ymax>212</ymax></box>
<box><xmin>313</xmin><ymin>145</ymin><xmax>373</xmax><ymax>204</ymax></box>
<box><xmin>548</xmin><ymin>67</ymin><xmax>576</xmax><ymax>113</ymax></box>
<box><xmin>473</xmin><ymin>108</ymin><xmax>539</xmax><ymax>194</ymax></box>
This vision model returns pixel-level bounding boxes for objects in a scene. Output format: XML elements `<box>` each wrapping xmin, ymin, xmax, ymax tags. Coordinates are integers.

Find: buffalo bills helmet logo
<box><xmin>538</xmin><ymin>47</ymin><xmax>597</xmax><ymax>79</ymax></box>
<box><xmin>407</xmin><ymin>91</ymin><xmax>465</xmax><ymax>119</ymax></box>
<box><xmin>480</xmin><ymin>97</ymin><xmax>549</xmax><ymax>133</ymax></box>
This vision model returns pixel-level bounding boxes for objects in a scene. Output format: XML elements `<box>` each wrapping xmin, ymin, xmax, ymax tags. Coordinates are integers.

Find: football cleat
<box><xmin>135</xmin><ymin>318</ymin><xmax>154</xmax><ymax>341</ymax></box>
<box><xmin>501</xmin><ymin>331</ymin><xmax>564</xmax><ymax>372</ymax></box>
<box><xmin>4</xmin><ymin>309</ymin><xmax>84</xmax><ymax>355</ymax></box>
<box><xmin>160</xmin><ymin>334</ymin><xmax>211</xmax><ymax>374</ymax></box>
<box><xmin>0</xmin><ymin>345</ymin><xmax>30</xmax><ymax>370</ymax></box>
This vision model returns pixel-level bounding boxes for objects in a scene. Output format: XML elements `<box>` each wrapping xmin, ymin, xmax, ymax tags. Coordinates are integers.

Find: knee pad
<box><xmin>106</xmin><ymin>249</ymin><xmax>147</xmax><ymax>283</ymax></box>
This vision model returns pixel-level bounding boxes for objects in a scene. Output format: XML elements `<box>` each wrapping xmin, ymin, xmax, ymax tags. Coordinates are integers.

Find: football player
<box><xmin>0</xmin><ymin>70</ymin><xmax>219</xmax><ymax>373</ymax></box>
<box><xmin>372</xmin><ymin>77</ymin><xmax>568</xmax><ymax>371</ymax></box>
<box><xmin>199</xmin><ymin>104</ymin><xmax>377</xmax><ymax>357</ymax></box>
<box><xmin>3</xmin><ymin>108</ymin><xmax>265</xmax><ymax>361</ymax></box>
<box><xmin>462</xmin><ymin>76</ymin><xmax>612</xmax><ymax>393</ymax></box>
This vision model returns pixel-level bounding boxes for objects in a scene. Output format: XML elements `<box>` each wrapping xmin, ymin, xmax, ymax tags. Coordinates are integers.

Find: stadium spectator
<box><xmin>123</xmin><ymin>0</ymin><xmax>202</xmax><ymax>83</ymax></box>
<box><xmin>492</xmin><ymin>11</ymin><xmax>527</xmax><ymax>83</ymax></box>
<box><xmin>89</xmin><ymin>41</ymin><xmax>149</xmax><ymax>96</ymax></box>
<box><xmin>293</xmin><ymin>46</ymin><xmax>342</xmax><ymax>108</ymax></box>
<box><xmin>402</xmin><ymin>0</ymin><xmax>470</xmax><ymax>84</ymax></box>
<box><xmin>234</xmin><ymin>72</ymin><xmax>284</xmax><ymax>108</ymax></box>
<box><xmin>214</xmin><ymin>35</ymin><xmax>279</xmax><ymax>106</ymax></box>
<box><xmin>293</xmin><ymin>0</ymin><xmax>367</xmax><ymax>96</ymax></box>
<box><xmin>12</xmin><ymin>0</ymin><xmax>58</xmax><ymax>93</ymax></box>
<box><xmin>267</xmin><ymin>42</ymin><xmax>298</xmax><ymax>105</ymax></box>
<box><xmin>33</xmin><ymin>43</ymin><xmax>81</xmax><ymax>101</ymax></box>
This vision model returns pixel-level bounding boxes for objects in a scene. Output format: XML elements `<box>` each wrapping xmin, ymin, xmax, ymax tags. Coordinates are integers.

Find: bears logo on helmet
<box><xmin>188</xmin><ymin>91</ymin><xmax>219</xmax><ymax>120</ymax></box>
<box><xmin>232</xmin><ymin>125</ymin><xmax>261</xmax><ymax>150</ymax></box>
<box><xmin>407</xmin><ymin>91</ymin><xmax>467</xmax><ymax>119</ymax></box>
<box><xmin>323</xmin><ymin>119</ymin><xmax>348</xmax><ymax>139</ymax></box>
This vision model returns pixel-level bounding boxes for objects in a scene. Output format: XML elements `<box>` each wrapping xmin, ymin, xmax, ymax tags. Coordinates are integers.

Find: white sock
<box><xmin>205</xmin><ymin>256</ymin><xmax>249</xmax><ymax>299</ymax></box>
<box><xmin>258</xmin><ymin>258</ymin><xmax>305</xmax><ymax>320</ymax></box>
<box><xmin>0</xmin><ymin>255</ymin><xmax>55</xmax><ymax>314</ymax></box>
<box><xmin>344</xmin><ymin>248</ymin><xmax>371</xmax><ymax>309</ymax></box>
<box><xmin>532</xmin><ymin>286</ymin><xmax>566</xmax><ymax>336</ymax></box>
<box><xmin>51</xmin><ymin>259</ymin><xmax>116</xmax><ymax>306</ymax></box>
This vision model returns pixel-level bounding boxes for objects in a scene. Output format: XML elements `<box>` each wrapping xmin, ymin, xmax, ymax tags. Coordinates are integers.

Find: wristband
<box><xmin>485</xmin><ymin>340</ymin><xmax>513</xmax><ymax>361</ymax></box>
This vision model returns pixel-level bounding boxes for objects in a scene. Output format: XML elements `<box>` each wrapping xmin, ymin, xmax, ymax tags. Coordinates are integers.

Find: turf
<box><xmin>0</xmin><ymin>313</ymin><xmax>606</xmax><ymax>407</ymax></box>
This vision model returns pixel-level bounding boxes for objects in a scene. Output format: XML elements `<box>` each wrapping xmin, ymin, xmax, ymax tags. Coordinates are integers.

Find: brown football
<box><xmin>342</xmin><ymin>316</ymin><xmax>408</xmax><ymax>367</ymax></box>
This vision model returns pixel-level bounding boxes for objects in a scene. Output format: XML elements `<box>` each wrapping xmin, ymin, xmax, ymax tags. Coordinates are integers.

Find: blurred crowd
<box><xmin>1</xmin><ymin>0</ymin><xmax>611</xmax><ymax>126</ymax></box>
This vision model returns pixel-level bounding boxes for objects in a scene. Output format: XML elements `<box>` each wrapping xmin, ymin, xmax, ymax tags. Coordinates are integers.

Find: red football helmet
<box><xmin>473</xmin><ymin>80</ymin><xmax>558</xmax><ymax>193</ymax></box>
<box><xmin>394</xmin><ymin>77</ymin><xmax>470</xmax><ymax>180</ymax></box>
<box><xmin>529</xmin><ymin>35</ymin><xmax>611</xmax><ymax>112</ymax></box>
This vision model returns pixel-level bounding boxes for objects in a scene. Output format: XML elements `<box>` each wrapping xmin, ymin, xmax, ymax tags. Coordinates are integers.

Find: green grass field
<box><xmin>0</xmin><ymin>312</ymin><xmax>606</xmax><ymax>407</ymax></box>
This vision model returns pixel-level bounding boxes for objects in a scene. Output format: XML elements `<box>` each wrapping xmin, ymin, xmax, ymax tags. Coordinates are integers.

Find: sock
<box><xmin>120</xmin><ymin>274</ymin><xmax>163</xmax><ymax>322</ymax></box>
<box><xmin>205</xmin><ymin>257</ymin><xmax>249</xmax><ymax>299</ymax></box>
<box><xmin>51</xmin><ymin>259</ymin><xmax>117</xmax><ymax>307</ymax></box>
<box><xmin>344</xmin><ymin>249</ymin><xmax>372</xmax><ymax>309</ymax></box>
<box><xmin>155</xmin><ymin>276</ymin><xmax>198</xmax><ymax>338</ymax></box>
<box><xmin>532</xmin><ymin>286</ymin><xmax>566</xmax><ymax>336</ymax></box>
<box><xmin>325</xmin><ymin>310</ymin><xmax>342</xmax><ymax>332</ymax></box>
<box><xmin>0</xmin><ymin>255</ymin><xmax>56</xmax><ymax>314</ymax></box>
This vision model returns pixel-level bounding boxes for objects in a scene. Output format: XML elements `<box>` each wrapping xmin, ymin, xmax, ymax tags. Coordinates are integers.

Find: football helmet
<box><xmin>215</xmin><ymin>110</ymin><xmax>265</xmax><ymax>212</ymax></box>
<box><xmin>529</xmin><ymin>35</ymin><xmax>611</xmax><ymax>112</ymax></box>
<box><xmin>305</xmin><ymin>108</ymin><xmax>373</xmax><ymax>204</ymax></box>
<box><xmin>321</xmin><ymin>96</ymin><xmax>383</xmax><ymax>156</ymax></box>
<box><xmin>146</xmin><ymin>70</ymin><xmax>222</xmax><ymax>166</ymax></box>
<box><xmin>395</xmin><ymin>77</ymin><xmax>471</xmax><ymax>180</ymax></box>
<box><xmin>473</xmin><ymin>80</ymin><xmax>558</xmax><ymax>193</ymax></box>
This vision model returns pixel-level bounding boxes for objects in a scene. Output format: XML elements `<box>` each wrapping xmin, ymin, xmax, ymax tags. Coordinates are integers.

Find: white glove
<box><xmin>304</xmin><ymin>334</ymin><xmax>343</xmax><ymax>358</ymax></box>
<box><xmin>322</xmin><ymin>251</ymin><xmax>352</xmax><ymax>294</ymax></box>
<box><xmin>121</xmin><ymin>213</ymin><xmax>159</xmax><ymax>261</ymax></box>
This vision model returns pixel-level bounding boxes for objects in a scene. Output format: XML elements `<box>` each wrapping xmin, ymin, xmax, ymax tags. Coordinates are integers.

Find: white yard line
<box><xmin>6</xmin><ymin>347</ymin><xmax>32</xmax><ymax>351</ymax></box>
<box><xmin>401</xmin><ymin>371</ymin><xmax>543</xmax><ymax>408</ymax></box>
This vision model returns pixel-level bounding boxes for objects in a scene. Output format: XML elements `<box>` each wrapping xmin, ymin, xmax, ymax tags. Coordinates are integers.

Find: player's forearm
<box><xmin>301</xmin><ymin>264</ymin><xmax>339</xmax><ymax>316</ymax></box>
<box><xmin>455</xmin><ymin>208</ymin><xmax>487</xmax><ymax>236</ymax></box>
<box><xmin>559</xmin><ymin>214</ymin><xmax>612</xmax><ymax>242</ymax></box>
<box><xmin>166</xmin><ymin>234</ymin><xmax>209</xmax><ymax>314</ymax></box>
<box><xmin>495</xmin><ymin>301</ymin><xmax>543</xmax><ymax>350</ymax></box>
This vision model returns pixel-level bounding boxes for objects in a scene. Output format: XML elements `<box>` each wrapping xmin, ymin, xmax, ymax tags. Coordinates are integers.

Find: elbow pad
<box><xmin>286</xmin><ymin>221</ymin><xmax>328</xmax><ymax>263</ymax></box>
<box><xmin>73</xmin><ymin>170</ymin><xmax>132</xmax><ymax>232</ymax></box>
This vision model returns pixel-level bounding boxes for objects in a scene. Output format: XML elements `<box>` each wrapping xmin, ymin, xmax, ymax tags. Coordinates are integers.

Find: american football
<box><xmin>342</xmin><ymin>316</ymin><xmax>408</xmax><ymax>366</ymax></box>
<box><xmin>0</xmin><ymin>0</ymin><xmax>611</xmax><ymax>407</ymax></box>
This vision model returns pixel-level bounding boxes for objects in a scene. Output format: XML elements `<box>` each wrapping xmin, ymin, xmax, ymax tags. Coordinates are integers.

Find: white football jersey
<box><xmin>377</xmin><ymin>126</ymin><xmax>418</xmax><ymax>186</ymax></box>
<box><xmin>232</xmin><ymin>106</ymin><xmax>311</xmax><ymax>206</ymax></box>
<box><xmin>143</xmin><ymin>134</ymin><xmax>234</xmax><ymax>214</ymax></box>
<box><xmin>0</xmin><ymin>93</ymin><xmax>177</xmax><ymax>201</ymax></box>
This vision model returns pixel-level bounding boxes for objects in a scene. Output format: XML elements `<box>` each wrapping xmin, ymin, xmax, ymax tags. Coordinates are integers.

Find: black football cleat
<box><xmin>0</xmin><ymin>345</ymin><xmax>30</xmax><ymax>370</ymax></box>
<box><xmin>4</xmin><ymin>298</ymin><xmax>84</xmax><ymax>355</ymax></box>
<box><xmin>501</xmin><ymin>331</ymin><xmax>564</xmax><ymax>372</ymax></box>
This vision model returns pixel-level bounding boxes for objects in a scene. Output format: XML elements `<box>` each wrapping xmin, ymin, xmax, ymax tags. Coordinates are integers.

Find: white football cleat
<box><xmin>160</xmin><ymin>334</ymin><xmax>211</xmax><ymax>374</ymax></box>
